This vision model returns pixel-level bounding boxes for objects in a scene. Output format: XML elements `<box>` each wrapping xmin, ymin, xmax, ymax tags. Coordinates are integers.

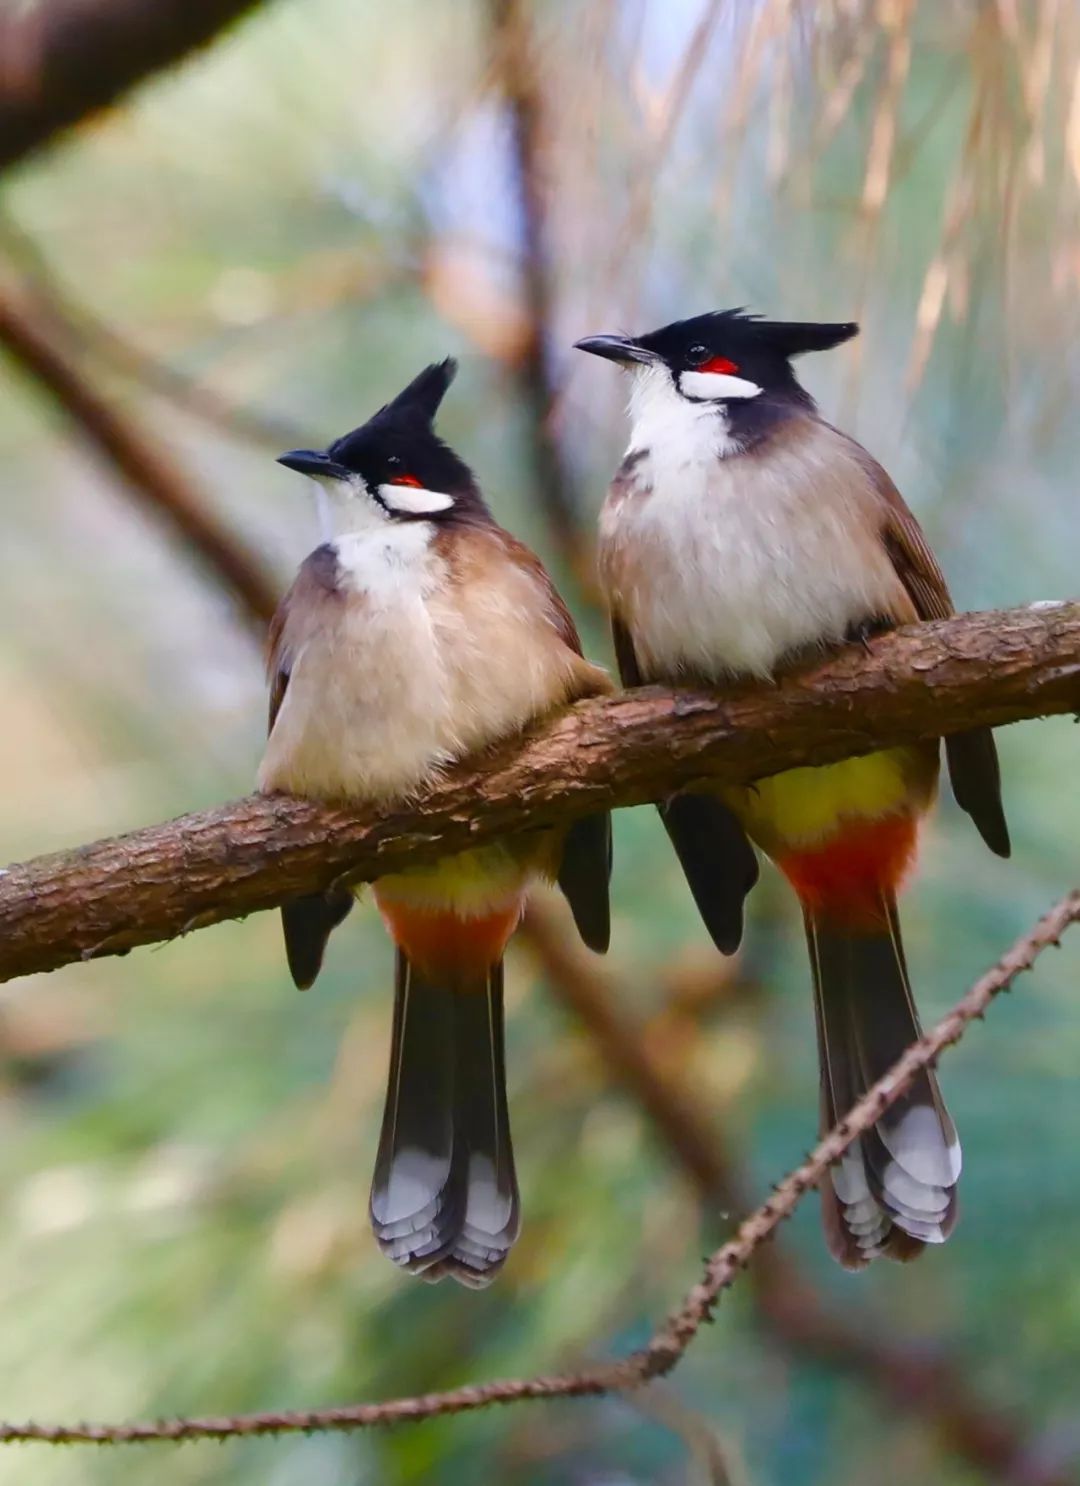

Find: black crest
<box><xmin>635</xmin><ymin>309</ymin><xmax>858</xmax><ymax>369</ymax></box>
<box><xmin>384</xmin><ymin>357</ymin><xmax>458</xmax><ymax>423</ymax></box>
<box><xmin>735</xmin><ymin>316</ymin><xmax>858</xmax><ymax>358</ymax></box>
<box><xmin>321</xmin><ymin>358</ymin><xmax>489</xmax><ymax>521</ymax></box>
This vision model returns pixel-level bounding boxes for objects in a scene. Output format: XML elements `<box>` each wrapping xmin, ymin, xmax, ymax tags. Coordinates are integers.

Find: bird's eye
<box><xmin>688</xmin><ymin>345</ymin><xmax>709</xmax><ymax>364</ymax></box>
<box><xmin>386</xmin><ymin>454</ymin><xmax>402</xmax><ymax>468</ymax></box>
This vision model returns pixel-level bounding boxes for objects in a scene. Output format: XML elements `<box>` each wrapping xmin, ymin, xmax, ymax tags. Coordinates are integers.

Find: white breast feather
<box><xmin>603</xmin><ymin>383</ymin><xmax>899</xmax><ymax>680</ymax></box>
<box><xmin>260</xmin><ymin>524</ymin><xmax>581</xmax><ymax>803</ymax></box>
<box><xmin>260</xmin><ymin>523</ymin><xmax>455</xmax><ymax>799</ymax></box>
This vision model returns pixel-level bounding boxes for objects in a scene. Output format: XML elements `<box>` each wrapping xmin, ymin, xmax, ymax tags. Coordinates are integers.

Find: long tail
<box><xmin>805</xmin><ymin>893</ymin><xmax>960</xmax><ymax>1269</ymax></box>
<box><xmin>369</xmin><ymin>951</ymin><xmax>519</xmax><ymax>1288</ymax></box>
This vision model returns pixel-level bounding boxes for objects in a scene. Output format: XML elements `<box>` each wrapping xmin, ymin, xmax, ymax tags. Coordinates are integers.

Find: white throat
<box><xmin>307</xmin><ymin>474</ymin><xmax>386</xmax><ymax>542</ymax></box>
<box><xmin>626</xmin><ymin>364</ymin><xmax>741</xmax><ymax>462</ymax></box>
<box><xmin>306</xmin><ymin>474</ymin><xmax>455</xmax><ymax>544</ymax></box>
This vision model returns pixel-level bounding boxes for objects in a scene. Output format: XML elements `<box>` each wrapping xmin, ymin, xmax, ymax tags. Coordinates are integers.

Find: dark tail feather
<box><xmin>806</xmin><ymin>896</ymin><xmax>960</xmax><ymax>1269</ymax></box>
<box><xmin>369</xmin><ymin>953</ymin><xmax>519</xmax><ymax>1287</ymax></box>
<box><xmin>281</xmin><ymin>887</ymin><xmax>354</xmax><ymax>990</ymax></box>
<box><xmin>659</xmin><ymin>794</ymin><xmax>759</xmax><ymax>955</ymax></box>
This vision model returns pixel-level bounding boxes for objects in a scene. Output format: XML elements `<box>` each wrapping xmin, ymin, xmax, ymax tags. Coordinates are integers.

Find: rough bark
<box><xmin>0</xmin><ymin>601</ymin><xmax>1076</xmax><ymax>985</ymax></box>
<box><xmin>0</xmin><ymin>0</ymin><xmax>265</xmax><ymax>174</ymax></box>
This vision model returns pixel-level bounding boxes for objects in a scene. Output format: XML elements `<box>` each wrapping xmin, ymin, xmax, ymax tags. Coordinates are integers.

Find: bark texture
<box><xmin>0</xmin><ymin>602</ymin><xmax>1076</xmax><ymax>985</ymax></box>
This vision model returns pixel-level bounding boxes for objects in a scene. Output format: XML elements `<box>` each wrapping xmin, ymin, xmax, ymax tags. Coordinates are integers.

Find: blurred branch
<box><xmin>0</xmin><ymin>285</ymin><xmax>279</xmax><ymax>629</ymax></box>
<box><xmin>0</xmin><ymin>600</ymin><xmax>1078</xmax><ymax>984</ymax></box>
<box><xmin>0</xmin><ymin>0</ymin><xmax>266</xmax><ymax>175</ymax></box>
<box><xmin>522</xmin><ymin>897</ymin><xmax>1076</xmax><ymax>1486</ymax></box>
<box><xmin>522</xmin><ymin>898</ymin><xmax>735</xmax><ymax>1201</ymax></box>
<box><xmin>615</xmin><ymin>0</ymin><xmax>725</xmax><ymax>295</ymax></box>
<box><xmin>0</xmin><ymin>213</ymin><xmax>314</xmax><ymax>451</ymax></box>
<box><xmin>487</xmin><ymin>0</ymin><xmax>597</xmax><ymax>592</ymax></box>
<box><xmin>4</xmin><ymin>887</ymin><xmax>1077</xmax><ymax>1446</ymax></box>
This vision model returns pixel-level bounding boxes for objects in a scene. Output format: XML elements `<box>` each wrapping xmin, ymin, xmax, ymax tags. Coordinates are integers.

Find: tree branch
<box><xmin>0</xmin><ymin>601</ymin><xmax>1076</xmax><ymax>985</ymax></box>
<box><xmin>3</xmin><ymin>888</ymin><xmax>1074</xmax><ymax>1446</ymax></box>
<box><xmin>0</xmin><ymin>0</ymin><xmax>266</xmax><ymax>175</ymax></box>
<box><xmin>0</xmin><ymin>286</ymin><xmax>279</xmax><ymax>629</ymax></box>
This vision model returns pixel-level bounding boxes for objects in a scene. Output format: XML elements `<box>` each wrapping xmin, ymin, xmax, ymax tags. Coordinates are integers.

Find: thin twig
<box><xmin>522</xmin><ymin>897</ymin><xmax>1078</xmax><ymax>1486</ymax></box>
<box><xmin>2</xmin><ymin>889</ymin><xmax>1074</xmax><ymax>1446</ymax></box>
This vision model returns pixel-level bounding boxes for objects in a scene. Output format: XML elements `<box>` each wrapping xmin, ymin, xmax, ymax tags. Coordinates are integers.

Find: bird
<box><xmin>259</xmin><ymin>358</ymin><xmax>612</xmax><ymax>1286</ymax></box>
<box><xmin>575</xmin><ymin>309</ymin><xmax>1009</xmax><ymax>1268</ymax></box>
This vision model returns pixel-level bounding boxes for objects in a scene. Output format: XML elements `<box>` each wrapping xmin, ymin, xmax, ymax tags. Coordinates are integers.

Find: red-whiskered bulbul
<box><xmin>576</xmin><ymin>311</ymin><xmax>1009</xmax><ymax>1268</ymax></box>
<box><xmin>260</xmin><ymin>360</ymin><xmax>612</xmax><ymax>1286</ymax></box>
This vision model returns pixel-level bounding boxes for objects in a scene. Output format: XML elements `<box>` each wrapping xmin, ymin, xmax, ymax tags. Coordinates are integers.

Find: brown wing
<box><xmin>266</xmin><ymin>598</ymin><xmax>290</xmax><ymax>733</ymax></box>
<box><xmin>610</xmin><ymin>613</ymin><xmax>643</xmax><ymax>688</ymax></box>
<box><xmin>481</xmin><ymin>529</ymin><xmax>614</xmax><ymax>949</ymax></box>
<box><xmin>874</xmin><ymin>466</ymin><xmax>1010</xmax><ymax>858</ymax></box>
<box><xmin>265</xmin><ymin>546</ymin><xmax>354</xmax><ymax>987</ymax></box>
<box><xmin>492</xmin><ymin>527</ymin><xmax>588</xmax><ymax>657</ymax></box>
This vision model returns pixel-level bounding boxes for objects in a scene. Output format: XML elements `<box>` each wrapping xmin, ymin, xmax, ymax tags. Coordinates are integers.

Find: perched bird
<box><xmin>576</xmin><ymin>310</ymin><xmax>1008</xmax><ymax>1268</ymax></box>
<box><xmin>260</xmin><ymin>359</ymin><xmax>611</xmax><ymax>1286</ymax></box>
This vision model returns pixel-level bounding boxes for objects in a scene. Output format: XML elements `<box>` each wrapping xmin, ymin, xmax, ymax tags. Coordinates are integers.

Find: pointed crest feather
<box><xmin>387</xmin><ymin>358</ymin><xmax>458</xmax><ymax>422</ymax></box>
<box><xmin>741</xmin><ymin>316</ymin><xmax>859</xmax><ymax>358</ymax></box>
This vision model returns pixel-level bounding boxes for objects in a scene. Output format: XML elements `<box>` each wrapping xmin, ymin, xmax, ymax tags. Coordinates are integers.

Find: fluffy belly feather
<box><xmin>599</xmin><ymin>420</ymin><xmax>911</xmax><ymax>682</ymax></box>
<box><xmin>609</xmin><ymin>487</ymin><xmax>896</xmax><ymax>680</ymax></box>
<box><xmin>259</xmin><ymin>597</ymin><xmax>454</xmax><ymax>800</ymax></box>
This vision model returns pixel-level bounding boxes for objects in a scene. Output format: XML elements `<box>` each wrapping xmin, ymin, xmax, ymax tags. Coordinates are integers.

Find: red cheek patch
<box><xmin>699</xmin><ymin>355</ymin><xmax>739</xmax><ymax>375</ymax></box>
<box><xmin>390</xmin><ymin>473</ymin><xmax>423</xmax><ymax>487</ymax></box>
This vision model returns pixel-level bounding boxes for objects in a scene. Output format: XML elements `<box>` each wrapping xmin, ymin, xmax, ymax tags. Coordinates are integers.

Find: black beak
<box><xmin>276</xmin><ymin>448</ymin><xmax>347</xmax><ymax>478</ymax></box>
<box><xmin>573</xmin><ymin>334</ymin><xmax>657</xmax><ymax>366</ymax></box>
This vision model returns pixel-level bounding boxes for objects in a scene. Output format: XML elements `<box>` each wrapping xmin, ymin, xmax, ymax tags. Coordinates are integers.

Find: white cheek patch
<box><xmin>376</xmin><ymin>483</ymin><xmax>455</xmax><ymax>515</ymax></box>
<box><xmin>680</xmin><ymin>370</ymin><xmax>762</xmax><ymax>401</ymax></box>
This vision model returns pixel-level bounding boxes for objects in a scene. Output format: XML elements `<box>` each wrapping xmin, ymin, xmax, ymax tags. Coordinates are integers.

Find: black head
<box><xmin>277</xmin><ymin>359</ymin><xmax>488</xmax><ymax>523</ymax></box>
<box><xmin>575</xmin><ymin>310</ymin><xmax>858</xmax><ymax>413</ymax></box>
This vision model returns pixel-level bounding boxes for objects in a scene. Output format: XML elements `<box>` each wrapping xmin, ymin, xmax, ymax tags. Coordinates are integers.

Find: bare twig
<box><xmin>0</xmin><ymin>0</ymin><xmax>265</xmax><ymax>175</ymax></box>
<box><xmin>0</xmin><ymin>286</ymin><xmax>279</xmax><ymax>630</ymax></box>
<box><xmin>522</xmin><ymin>897</ymin><xmax>1078</xmax><ymax>1486</ymax></box>
<box><xmin>2</xmin><ymin>889</ymin><xmax>1074</xmax><ymax>1446</ymax></box>
<box><xmin>0</xmin><ymin>600</ymin><xmax>1076</xmax><ymax>985</ymax></box>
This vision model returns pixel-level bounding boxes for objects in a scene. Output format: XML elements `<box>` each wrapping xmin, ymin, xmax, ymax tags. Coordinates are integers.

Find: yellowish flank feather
<box><xmin>731</xmin><ymin>750</ymin><xmax>912</xmax><ymax>846</ymax></box>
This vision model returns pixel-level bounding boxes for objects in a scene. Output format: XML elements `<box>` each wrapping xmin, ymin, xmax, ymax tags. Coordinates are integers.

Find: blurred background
<box><xmin>1</xmin><ymin>0</ymin><xmax>1079</xmax><ymax>1481</ymax></box>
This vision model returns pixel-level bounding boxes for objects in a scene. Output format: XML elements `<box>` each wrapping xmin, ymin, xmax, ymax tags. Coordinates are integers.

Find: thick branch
<box><xmin>0</xmin><ymin>602</ymin><xmax>1077</xmax><ymax>985</ymax></box>
<box><xmin>0</xmin><ymin>0</ymin><xmax>264</xmax><ymax>175</ymax></box>
<box><xmin>3</xmin><ymin>889</ymin><xmax>1074</xmax><ymax>1446</ymax></box>
<box><xmin>0</xmin><ymin>288</ymin><xmax>279</xmax><ymax>629</ymax></box>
